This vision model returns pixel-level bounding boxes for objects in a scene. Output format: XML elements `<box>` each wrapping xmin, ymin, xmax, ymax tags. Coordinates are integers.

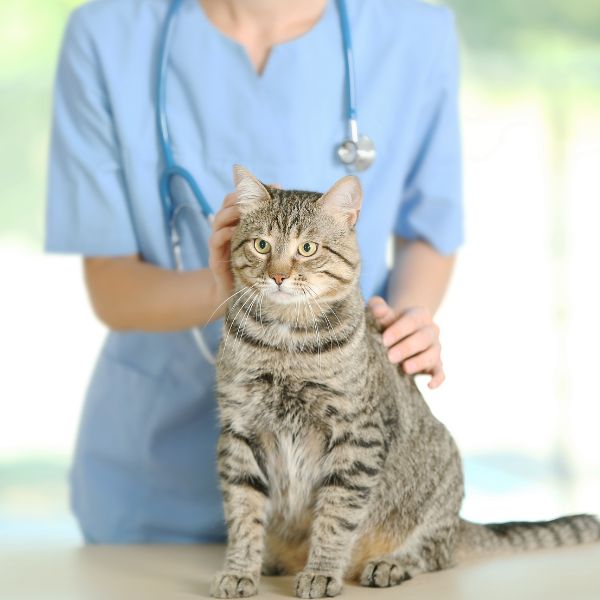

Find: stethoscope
<box><xmin>156</xmin><ymin>0</ymin><xmax>375</xmax><ymax>363</ymax></box>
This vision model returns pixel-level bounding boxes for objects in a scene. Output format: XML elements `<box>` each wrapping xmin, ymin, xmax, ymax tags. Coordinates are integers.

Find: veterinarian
<box><xmin>46</xmin><ymin>0</ymin><xmax>463</xmax><ymax>543</ymax></box>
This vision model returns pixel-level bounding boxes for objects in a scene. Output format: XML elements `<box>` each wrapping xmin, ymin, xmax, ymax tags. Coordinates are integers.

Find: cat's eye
<box><xmin>254</xmin><ymin>238</ymin><xmax>271</xmax><ymax>254</ymax></box>
<box><xmin>298</xmin><ymin>241</ymin><xmax>318</xmax><ymax>257</ymax></box>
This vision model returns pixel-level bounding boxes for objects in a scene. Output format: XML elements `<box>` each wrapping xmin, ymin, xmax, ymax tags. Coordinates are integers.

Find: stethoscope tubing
<box><xmin>336</xmin><ymin>0</ymin><xmax>359</xmax><ymax>132</ymax></box>
<box><xmin>159</xmin><ymin>164</ymin><xmax>214</xmax><ymax>222</ymax></box>
<box><xmin>156</xmin><ymin>0</ymin><xmax>182</xmax><ymax>172</ymax></box>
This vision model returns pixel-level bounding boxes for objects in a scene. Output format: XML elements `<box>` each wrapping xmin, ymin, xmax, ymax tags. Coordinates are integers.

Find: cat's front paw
<box><xmin>359</xmin><ymin>560</ymin><xmax>412</xmax><ymax>588</ymax></box>
<box><xmin>210</xmin><ymin>571</ymin><xmax>258</xmax><ymax>598</ymax></box>
<box><xmin>294</xmin><ymin>571</ymin><xmax>342</xmax><ymax>598</ymax></box>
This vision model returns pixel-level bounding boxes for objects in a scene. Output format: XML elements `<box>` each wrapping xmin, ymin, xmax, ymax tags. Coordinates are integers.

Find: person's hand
<box><xmin>208</xmin><ymin>184</ymin><xmax>280</xmax><ymax>315</ymax></box>
<box><xmin>208</xmin><ymin>192</ymin><xmax>241</xmax><ymax>310</ymax></box>
<box><xmin>368</xmin><ymin>296</ymin><xmax>445</xmax><ymax>389</ymax></box>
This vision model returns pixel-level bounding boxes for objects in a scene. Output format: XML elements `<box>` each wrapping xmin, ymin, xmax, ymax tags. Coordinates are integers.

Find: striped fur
<box><xmin>210</xmin><ymin>169</ymin><xmax>600</xmax><ymax>598</ymax></box>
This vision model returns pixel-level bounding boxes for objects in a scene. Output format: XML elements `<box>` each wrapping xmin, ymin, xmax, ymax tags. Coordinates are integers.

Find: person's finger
<box><xmin>368</xmin><ymin>296</ymin><xmax>396</xmax><ymax>328</ymax></box>
<box><xmin>382</xmin><ymin>307</ymin><xmax>434</xmax><ymax>348</ymax></box>
<box><xmin>209</xmin><ymin>225</ymin><xmax>236</xmax><ymax>255</ymax></box>
<box><xmin>212</xmin><ymin>205</ymin><xmax>240</xmax><ymax>231</ymax></box>
<box><xmin>428</xmin><ymin>366</ymin><xmax>446</xmax><ymax>389</ymax></box>
<box><xmin>402</xmin><ymin>345</ymin><xmax>441</xmax><ymax>375</ymax></box>
<box><xmin>387</xmin><ymin>327</ymin><xmax>436</xmax><ymax>363</ymax></box>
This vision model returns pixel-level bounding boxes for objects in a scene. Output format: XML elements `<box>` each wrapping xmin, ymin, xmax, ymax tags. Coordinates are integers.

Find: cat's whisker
<box><xmin>302</xmin><ymin>298</ymin><xmax>313</xmax><ymax>353</ymax></box>
<box><xmin>305</xmin><ymin>282</ymin><xmax>344</xmax><ymax>330</ymax></box>
<box><xmin>255</xmin><ymin>289</ymin><xmax>270</xmax><ymax>347</ymax></box>
<box><xmin>235</xmin><ymin>295</ymin><xmax>254</xmax><ymax>344</ymax></box>
<box><xmin>303</xmin><ymin>289</ymin><xmax>322</xmax><ymax>371</ymax></box>
<box><xmin>295</xmin><ymin>293</ymin><xmax>302</xmax><ymax>329</ymax></box>
<box><xmin>293</xmin><ymin>292</ymin><xmax>302</xmax><ymax>331</ymax></box>
<box><xmin>230</xmin><ymin>284</ymin><xmax>256</xmax><ymax>311</ymax></box>
<box><xmin>218</xmin><ymin>285</ymin><xmax>256</xmax><ymax>360</ymax></box>
<box><xmin>288</xmin><ymin>294</ymin><xmax>302</xmax><ymax>354</ymax></box>
<box><xmin>237</xmin><ymin>288</ymin><xmax>260</xmax><ymax>345</ymax></box>
<box><xmin>257</xmin><ymin>289</ymin><xmax>265</xmax><ymax>326</ymax></box>
<box><xmin>205</xmin><ymin>285</ymin><xmax>250</xmax><ymax>326</ymax></box>
<box><xmin>303</xmin><ymin>286</ymin><xmax>342</xmax><ymax>351</ymax></box>
<box><xmin>298</xmin><ymin>296</ymin><xmax>310</xmax><ymax>352</ymax></box>
<box><xmin>218</xmin><ymin>285</ymin><xmax>259</xmax><ymax>364</ymax></box>
<box><xmin>221</xmin><ymin>290</ymin><xmax>257</xmax><ymax>364</ymax></box>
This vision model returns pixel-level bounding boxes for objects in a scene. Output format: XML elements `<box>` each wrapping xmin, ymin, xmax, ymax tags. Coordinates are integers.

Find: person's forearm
<box><xmin>387</xmin><ymin>237</ymin><xmax>455</xmax><ymax>315</ymax></box>
<box><xmin>84</xmin><ymin>255</ymin><xmax>224</xmax><ymax>332</ymax></box>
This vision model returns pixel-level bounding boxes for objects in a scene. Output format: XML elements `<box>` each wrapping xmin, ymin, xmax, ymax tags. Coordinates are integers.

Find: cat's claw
<box><xmin>359</xmin><ymin>560</ymin><xmax>412</xmax><ymax>588</ymax></box>
<box><xmin>294</xmin><ymin>571</ymin><xmax>342</xmax><ymax>598</ymax></box>
<box><xmin>210</xmin><ymin>571</ymin><xmax>258</xmax><ymax>598</ymax></box>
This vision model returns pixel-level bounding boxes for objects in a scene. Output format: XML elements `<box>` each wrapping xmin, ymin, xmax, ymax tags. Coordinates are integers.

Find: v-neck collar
<box><xmin>189</xmin><ymin>0</ymin><xmax>335</xmax><ymax>82</ymax></box>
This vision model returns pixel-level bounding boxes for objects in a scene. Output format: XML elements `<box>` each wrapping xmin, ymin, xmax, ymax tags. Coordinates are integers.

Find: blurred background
<box><xmin>0</xmin><ymin>0</ymin><xmax>599</xmax><ymax>545</ymax></box>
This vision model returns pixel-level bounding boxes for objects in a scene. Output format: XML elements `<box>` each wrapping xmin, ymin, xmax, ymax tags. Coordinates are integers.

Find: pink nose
<box><xmin>271</xmin><ymin>274</ymin><xmax>287</xmax><ymax>286</ymax></box>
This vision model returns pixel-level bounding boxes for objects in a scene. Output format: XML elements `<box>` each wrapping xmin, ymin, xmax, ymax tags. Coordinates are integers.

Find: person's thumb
<box><xmin>368</xmin><ymin>296</ymin><xmax>396</xmax><ymax>327</ymax></box>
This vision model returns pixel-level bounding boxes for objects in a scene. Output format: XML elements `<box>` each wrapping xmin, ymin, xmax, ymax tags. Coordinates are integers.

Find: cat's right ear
<box><xmin>319</xmin><ymin>175</ymin><xmax>363</xmax><ymax>227</ymax></box>
<box><xmin>232</xmin><ymin>165</ymin><xmax>270</xmax><ymax>213</ymax></box>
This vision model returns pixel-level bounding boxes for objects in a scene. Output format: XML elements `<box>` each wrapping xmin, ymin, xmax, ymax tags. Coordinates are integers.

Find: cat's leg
<box><xmin>295</xmin><ymin>427</ymin><xmax>386</xmax><ymax>599</ymax></box>
<box><xmin>211</xmin><ymin>429</ymin><xmax>270</xmax><ymax>599</ymax></box>
<box><xmin>359</xmin><ymin>518</ymin><xmax>457</xmax><ymax>587</ymax></box>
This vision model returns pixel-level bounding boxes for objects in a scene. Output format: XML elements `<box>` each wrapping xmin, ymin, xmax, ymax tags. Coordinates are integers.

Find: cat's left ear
<box><xmin>232</xmin><ymin>165</ymin><xmax>271</xmax><ymax>212</ymax></box>
<box><xmin>319</xmin><ymin>175</ymin><xmax>363</xmax><ymax>227</ymax></box>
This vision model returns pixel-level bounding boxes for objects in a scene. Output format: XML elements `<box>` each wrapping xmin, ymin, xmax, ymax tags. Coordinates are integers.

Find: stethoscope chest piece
<box><xmin>337</xmin><ymin>134</ymin><xmax>376</xmax><ymax>172</ymax></box>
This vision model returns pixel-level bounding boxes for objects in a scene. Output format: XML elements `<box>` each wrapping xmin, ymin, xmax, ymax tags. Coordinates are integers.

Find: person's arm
<box><xmin>387</xmin><ymin>236</ymin><xmax>455</xmax><ymax>315</ymax></box>
<box><xmin>370</xmin><ymin>9</ymin><xmax>463</xmax><ymax>389</ymax></box>
<box><xmin>85</xmin><ymin>193</ymin><xmax>240</xmax><ymax>332</ymax></box>
<box><xmin>85</xmin><ymin>257</ymin><xmax>219</xmax><ymax>331</ymax></box>
<box><xmin>369</xmin><ymin>236</ymin><xmax>455</xmax><ymax>389</ymax></box>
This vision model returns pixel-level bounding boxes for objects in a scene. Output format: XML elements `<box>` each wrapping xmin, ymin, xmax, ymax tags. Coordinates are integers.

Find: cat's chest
<box><xmin>264</xmin><ymin>429</ymin><xmax>326</xmax><ymax>527</ymax></box>
<box><xmin>241</xmin><ymin>372</ymin><xmax>343</xmax><ymax>429</ymax></box>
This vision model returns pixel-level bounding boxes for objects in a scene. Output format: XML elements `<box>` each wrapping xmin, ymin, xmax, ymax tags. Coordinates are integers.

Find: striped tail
<box><xmin>456</xmin><ymin>514</ymin><xmax>600</xmax><ymax>560</ymax></box>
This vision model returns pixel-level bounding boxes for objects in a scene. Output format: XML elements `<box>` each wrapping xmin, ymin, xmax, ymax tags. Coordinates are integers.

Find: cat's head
<box><xmin>229</xmin><ymin>165</ymin><xmax>362</xmax><ymax>308</ymax></box>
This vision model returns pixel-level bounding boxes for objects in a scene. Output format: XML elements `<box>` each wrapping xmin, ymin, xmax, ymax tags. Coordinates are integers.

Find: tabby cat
<box><xmin>210</xmin><ymin>166</ymin><xmax>600</xmax><ymax>598</ymax></box>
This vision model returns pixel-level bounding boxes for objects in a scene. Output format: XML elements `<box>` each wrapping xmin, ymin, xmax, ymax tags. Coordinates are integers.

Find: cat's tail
<box><xmin>456</xmin><ymin>514</ymin><xmax>600</xmax><ymax>560</ymax></box>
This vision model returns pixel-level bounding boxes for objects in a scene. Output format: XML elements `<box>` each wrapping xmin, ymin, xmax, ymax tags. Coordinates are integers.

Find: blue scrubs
<box><xmin>46</xmin><ymin>0</ymin><xmax>463</xmax><ymax>543</ymax></box>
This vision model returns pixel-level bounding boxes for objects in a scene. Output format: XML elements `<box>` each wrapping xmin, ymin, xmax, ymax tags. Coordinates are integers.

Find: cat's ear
<box><xmin>232</xmin><ymin>165</ymin><xmax>270</xmax><ymax>212</ymax></box>
<box><xmin>319</xmin><ymin>175</ymin><xmax>363</xmax><ymax>227</ymax></box>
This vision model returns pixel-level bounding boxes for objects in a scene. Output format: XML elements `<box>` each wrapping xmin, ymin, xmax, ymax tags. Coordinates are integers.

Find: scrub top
<box><xmin>46</xmin><ymin>0</ymin><xmax>463</xmax><ymax>543</ymax></box>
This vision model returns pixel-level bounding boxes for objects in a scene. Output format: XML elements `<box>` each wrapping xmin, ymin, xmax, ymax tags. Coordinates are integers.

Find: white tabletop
<box><xmin>2</xmin><ymin>543</ymin><xmax>600</xmax><ymax>600</ymax></box>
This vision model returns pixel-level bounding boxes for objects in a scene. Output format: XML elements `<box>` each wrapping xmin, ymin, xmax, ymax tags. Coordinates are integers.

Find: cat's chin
<box><xmin>265</xmin><ymin>289</ymin><xmax>302</xmax><ymax>305</ymax></box>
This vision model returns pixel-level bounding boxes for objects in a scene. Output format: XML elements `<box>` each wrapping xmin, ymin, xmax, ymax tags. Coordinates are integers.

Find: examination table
<box><xmin>2</xmin><ymin>543</ymin><xmax>599</xmax><ymax>599</ymax></box>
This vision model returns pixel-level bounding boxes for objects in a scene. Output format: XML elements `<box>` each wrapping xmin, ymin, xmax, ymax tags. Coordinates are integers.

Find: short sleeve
<box><xmin>394</xmin><ymin>9</ymin><xmax>464</xmax><ymax>255</ymax></box>
<box><xmin>45</xmin><ymin>9</ymin><xmax>138</xmax><ymax>255</ymax></box>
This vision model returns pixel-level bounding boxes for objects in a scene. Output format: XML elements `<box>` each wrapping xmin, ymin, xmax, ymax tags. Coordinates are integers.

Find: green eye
<box><xmin>254</xmin><ymin>238</ymin><xmax>271</xmax><ymax>254</ymax></box>
<box><xmin>298</xmin><ymin>241</ymin><xmax>318</xmax><ymax>257</ymax></box>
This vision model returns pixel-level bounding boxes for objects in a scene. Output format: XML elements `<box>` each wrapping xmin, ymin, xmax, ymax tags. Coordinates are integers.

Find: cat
<box><xmin>210</xmin><ymin>165</ymin><xmax>600</xmax><ymax>599</ymax></box>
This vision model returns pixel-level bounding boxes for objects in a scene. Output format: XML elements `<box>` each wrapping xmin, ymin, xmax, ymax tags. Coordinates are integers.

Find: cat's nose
<box><xmin>271</xmin><ymin>273</ymin><xmax>287</xmax><ymax>286</ymax></box>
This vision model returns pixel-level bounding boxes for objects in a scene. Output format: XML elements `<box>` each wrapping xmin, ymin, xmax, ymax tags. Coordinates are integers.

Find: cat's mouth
<box><xmin>264</xmin><ymin>282</ymin><xmax>308</xmax><ymax>305</ymax></box>
<box><xmin>267</xmin><ymin>286</ymin><xmax>297</xmax><ymax>303</ymax></box>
